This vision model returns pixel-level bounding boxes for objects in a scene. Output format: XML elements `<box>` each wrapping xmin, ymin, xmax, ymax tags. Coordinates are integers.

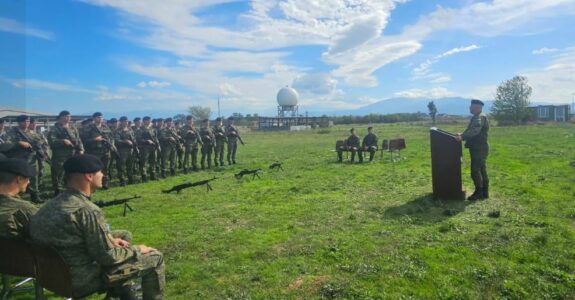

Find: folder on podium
<box><xmin>430</xmin><ymin>128</ymin><xmax>465</xmax><ymax>200</ymax></box>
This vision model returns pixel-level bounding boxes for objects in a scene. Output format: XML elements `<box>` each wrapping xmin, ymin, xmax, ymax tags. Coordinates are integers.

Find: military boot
<box><xmin>483</xmin><ymin>184</ymin><xmax>489</xmax><ymax>199</ymax></box>
<box><xmin>467</xmin><ymin>188</ymin><xmax>484</xmax><ymax>201</ymax></box>
<box><xmin>141</xmin><ymin>175</ymin><xmax>148</xmax><ymax>183</ymax></box>
<box><xmin>161</xmin><ymin>170</ymin><xmax>166</xmax><ymax>178</ymax></box>
<box><xmin>170</xmin><ymin>168</ymin><xmax>176</xmax><ymax>176</ymax></box>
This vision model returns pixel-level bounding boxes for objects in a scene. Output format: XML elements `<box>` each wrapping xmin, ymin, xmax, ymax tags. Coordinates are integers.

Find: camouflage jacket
<box><xmin>158</xmin><ymin>127</ymin><xmax>180</xmax><ymax>146</ymax></box>
<box><xmin>0</xmin><ymin>129</ymin><xmax>10</xmax><ymax>152</ymax></box>
<box><xmin>136</xmin><ymin>126</ymin><xmax>158</xmax><ymax>149</ymax></box>
<box><xmin>462</xmin><ymin>113</ymin><xmax>489</xmax><ymax>150</ymax></box>
<box><xmin>29</xmin><ymin>189</ymin><xmax>140</xmax><ymax>296</ymax></box>
<box><xmin>345</xmin><ymin>134</ymin><xmax>360</xmax><ymax>148</ymax></box>
<box><xmin>199</xmin><ymin>127</ymin><xmax>215</xmax><ymax>145</ymax></box>
<box><xmin>84</xmin><ymin>124</ymin><xmax>114</xmax><ymax>153</ymax></box>
<box><xmin>2</xmin><ymin>127</ymin><xmax>36</xmax><ymax>159</ymax></box>
<box><xmin>179</xmin><ymin>125</ymin><xmax>202</xmax><ymax>147</ymax></box>
<box><xmin>362</xmin><ymin>133</ymin><xmax>378</xmax><ymax>148</ymax></box>
<box><xmin>0</xmin><ymin>194</ymin><xmax>38</xmax><ymax>239</ymax></box>
<box><xmin>48</xmin><ymin>122</ymin><xmax>84</xmax><ymax>155</ymax></box>
<box><xmin>114</xmin><ymin>127</ymin><xmax>136</xmax><ymax>150</ymax></box>
<box><xmin>212</xmin><ymin>125</ymin><xmax>227</xmax><ymax>143</ymax></box>
<box><xmin>225</xmin><ymin>125</ymin><xmax>240</xmax><ymax>142</ymax></box>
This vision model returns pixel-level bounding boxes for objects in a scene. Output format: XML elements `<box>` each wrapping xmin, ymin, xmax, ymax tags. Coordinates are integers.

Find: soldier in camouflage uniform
<box><xmin>225</xmin><ymin>117</ymin><xmax>244</xmax><ymax>165</ymax></box>
<box><xmin>48</xmin><ymin>111</ymin><xmax>84</xmax><ymax>196</ymax></box>
<box><xmin>29</xmin><ymin>154</ymin><xmax>165</xmax><ymax>299</ymax></box>
<box><xmin>199</xmin><ymin>119</ymin><xmax>215</xmax><ymax>170</ymax></box>
<box><xmin>107</xmin><ymin>118</ymin><xmax>120</xmax><ymax>182</ymax></box>
<box><xmin>28</xmin><ymin>118</ymin><xmax>50</xmax><ymax>191</ymax></box>
<box><xmin>0</xmin><ymin>158</ymin><xmax>38</xmax><ymax>238</ymax></box>
<box><xmin>361</xmin><ymin>126</ymin><xmax>378</xmax><ymax>162</ymax></box>
<box><xmin>456</xmin><ymin>99</ymin><xmax>490</xmax><ymax>201</ymax></box>
<box><xmin>337</xmin><ymin>128</ymin><xmax>360</xmax><ymax>163</ymax></box>
<box><xmin>212</xmin><ymin>117</ymin><xmax>227</xmax><ymax>167</ymax></box>
<box><xmin>174</xmin><ymin>121</ymin><xmax>185</xmax><ymax>170</ymax></box>
<box><xmin>131</xmin><ymin>117</ymin><xmax>142</xmax><ymax>174</ymax></box>
<box><xmin>114</xmin><ymin>117</ymin><xmax>137</xmax><ymax>186</ymax></box>
<box><xmin>136</xmin><ymin>116</ymin><xmax>159</xmax><ymax>182</ymax></box>
<box><xmin>3</xmin><ymin>115</ymin><xmax>43</xmax><ymax>202</ymax></box>
<box><xmin>158</xmin><ymin>118</ymin><xmax>179</xmax><ymax>177</ymax></box>
<box><xmin>0</xmin><ymin>118</ymin><xmax>11</xmax><ymax>153</ymax></box>
<box><xmin>153</xmin><ymin>119</ymin><xmax>164</xmax><ymax>176</ymax></box>
<box><xmin>84</xmin><ymin>112</ymin><xmax>115</xmax><ymax>189</ymax></box>
<box><xmin>180</xmin><ymin>116</ymin><xmax>202</xmax><ymax>173</ymax></box>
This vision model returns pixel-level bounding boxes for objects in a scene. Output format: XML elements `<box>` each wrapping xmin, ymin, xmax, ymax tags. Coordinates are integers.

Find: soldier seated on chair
<box><xmin>29</xmin><ymin>154</ymin><xmax>165</xmax><ymax>300</ymax></box>
<box><xmin>337</xmin><ymin>128</ymin><xmax>361</xmax><ymax>163</ymax></box>
<box><xmin>0</xmin><ymin>156</ymin><xmax>38</xmax><ymax>239</ymax></box>
<box><xmin>361</xmin><ymin>127</ymin><xmax>378</xmax><ymax>162</ymax></box>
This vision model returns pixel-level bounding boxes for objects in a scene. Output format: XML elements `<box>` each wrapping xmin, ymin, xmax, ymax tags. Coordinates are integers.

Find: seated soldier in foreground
<box><xmin>337</xmin><ymin>128</ymin><xmax>361</xmax><ymax>163</ymax></box>
<box><xmin>361</xmin><ymin>126</ymin><xmax>378</xmax><ymax>162</ymax></box>
<box><xmin>29</xmin><ymin>154</ymin><xmax>165</xmax><ymax>300</ymax></box>
<box><xmin>0</xmin><ymin>157</ymin><xmax>38</xmax><ymax>238</ymax></box>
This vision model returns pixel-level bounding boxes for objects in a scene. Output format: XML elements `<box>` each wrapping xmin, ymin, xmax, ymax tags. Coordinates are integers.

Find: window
<box><xmin>555</xmin><ymin>106</ymin><xmax>565</xmax><ymax>121</ymax></box>
<box><xmin>538</xmin><ymin>107</ymin><xmax>549</xmax><ymax>118</ymax></box>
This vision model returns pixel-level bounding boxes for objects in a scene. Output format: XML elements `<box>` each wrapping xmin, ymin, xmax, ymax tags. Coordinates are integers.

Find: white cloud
<box><xmin>292</xmin><ymin>73</ymin><xmax>338</xmax><ymax>95</ymax></box>
<box><xmin>0</xmin><ymin>17</ymin><xmax>54</xmax><ymax>40</ymax></box>
<box><xmin>6</xmin><ymin>78</ymin><xmax>94</xmax><ymax>93</ymax></box>
<box><xmin>413</xmin><ymin>45</ymin><xmax>481</xmax><ymax>82</ymax></box>
<box><xmin>521</xmin><ymin>46</ymin><xmax>575</xmax><ymax>102</ymax></box>
<box><xmin>394</xmin><ymin>87</ymin><xmax>456</xmax><ymax>99</ymax></box>
<box><xmin>137</xmin><ymin>81</ymin><xmax>171</xmax><ymax>88</ymax></box>
<box><xmin>532</xmin><ymin>47</ymin><xmax>559</xmax><ymax>55</ymax></box>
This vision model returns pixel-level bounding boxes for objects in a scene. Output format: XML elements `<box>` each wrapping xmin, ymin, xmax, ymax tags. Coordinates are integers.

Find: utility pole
<box><xmin>218</xmin><ymin>95</ymin><xmax>221</xmax><ymax>118</ymax></box>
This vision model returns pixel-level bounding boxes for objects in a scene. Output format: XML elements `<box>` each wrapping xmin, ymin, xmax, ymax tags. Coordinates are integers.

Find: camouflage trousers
<box><xmin>226</xmin><ymin>140</ymin><xmax>237</xmax><ymax>164</ymax></box>
<box><xmin>183</xmin><ymin>144</ymin><xmax>199</xmax><ymax>170</ymax></box>
<box><xmin>201</xmin><ymin>143</ymin><xmax>213</xmax><ymax>169</ymax></box>
<box><xmin>160</xmin><ymin>144</ymin><xmax>176</xmax><ymax>174</ymax></box>
<box><xmin>470</xmin><ymin>148</ymin><xmax>489</xmax><ymax>189</ymax></box>
<box><xmin>116</xmin><ymin>148</ymin><xmax>134</xmax><ymax>183</ymax></box>
<box><xmin>139</xmin><ymin>146</ymin><xmax>157</xmax><ymax>180</ymax></box>
<box><xmin>50</xmin><ymin>151</ymin><xmax>74</xmax><ymax>194</ymax></box>
<box><xmin>214</xmin><ymin>141</ymin><xmax>225</xmax><ymax>165</ymax></box>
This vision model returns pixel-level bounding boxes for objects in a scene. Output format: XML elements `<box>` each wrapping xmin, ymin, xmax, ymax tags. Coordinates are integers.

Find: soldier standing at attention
<box><xmin>29</xmin><ymin>154</ymin><xmax>165</xmax><ymax>299</ymax></box>
<box><xmin>213</xmin><ymin>117</ymin><xmax>226</xmax><ymax>167</ymax></box>
<box><xmin>225</xmin><ymin>117</ymin><xmax>244</xmax><ymax>165</ymax></box>
<box><xmin>361</xmin><ymin>126</ymin><xmax>378</xmax><ymax>162</ymax></box>
<box><xmin>136</xmin><ymin>116</ymin><xmax>159</xmax><ymax>182</ymax></box>
<box><xmin>153</xmin><ymin>118</ymin><xmax>164</xmax><ymax>176</ymax></box>
<box><xmin>28</xmin><ymin>118</ymin><xmax>49</xmax><ymax>191</ymax></box>
<box><xmin>337</xmin><ymin>128</ymin><xmax>360</xmax><ymax>163</ymax></box>
<box><xmin>455</xmin><ymin>99</ymin><xmax>490</xmax><ymax>201</ymax></box>
<box><xmin>48</xmin><ymin>111</ymin><xmax>84</xmax><ymax>196</ymax></box>
<box><xmin>84</xmin><ymin>112</ymin><xmax>115</xmax><ymax>189</ymax></box>
<box><xmin>0</xmin><ymin>118</ymin><xmax>10</xmax><ymax>153</ymax></box>
<box><xmin>0</xmin><ymin>158</ymin><xmax>38</xmax><ymax>238</ymax></box>
<box><xmin>114</xmin><ymin>116</ymin><xmax>136</xmax><ymax>186</ymax></box>
<box><xmin>199</xmin><ymin>119</ymin><xmax>215</xmax><ymax>170</ymax></box>
<box><xmin>131</xmin><ymin>117</ymin><xmax>142</xmax><ymax>174</ymax></box>
<box><xmin>174</xmin><ymin>121</ymin><xmax>185</xmax><ymax>170</ymax></box>
<box><xmin>180</xmin><ymin>116</ymin><xmax>202</xmax><ymax>173</ymax></box>
<box><xmin>158</xmin><ymin>118</ymin><xmax>178</xmax><ymax>177</ymax></box>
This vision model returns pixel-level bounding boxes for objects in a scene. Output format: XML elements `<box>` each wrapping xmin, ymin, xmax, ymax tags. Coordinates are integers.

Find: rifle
<box><xmin>57</xmin><ymin>124</ymin><xmax>82</xmax><ymax>154</ymax></box>
<box><xmin>234</xmin><ymin>168</ymin><xmax>262</xmax><ymax>179</ymax></box>
<box><xmin>95</xmin><ymin>195</ymin><xmax>141</xmax><ymax>216</ymax></box>
<box><xmin>126</xmin><ymin>132</ymin><xmax>140</xmax><ymax>159</ymax></box>
<box><xmin>93</xmin><ymin>125</ymin><xmax>120</xmax><ymax>159</ymax></box>
<box><xmin>143</xmin><ymin>128</ymin><xmax>161</xmax><ymax>153</ymax></box>
<box><xmin>269</xmin><ymin>162</ymin><xmax>283</xmax><ymax>171</ymax></box>
<box><xmin>162</xmin><ymin>177</ymin><xmax>219</xmax><ymax>193</ymax></box>
<box><xmin>16</xmin><ymin>129</ymin><xmax>51</xmax><ymax>165</ymax></box>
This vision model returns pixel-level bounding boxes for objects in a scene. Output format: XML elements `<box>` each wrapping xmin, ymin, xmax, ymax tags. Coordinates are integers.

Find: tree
<box><xmin>491</xmin><ymin>76</ymin><xmax>532</xmax><ymax>125</ymax></box>
<box><xmin>188</xmin><ymin>106</ymin><xmax>212</xmax><ymax>121</ymax></box>
<box><xmin>427</xmin><ymin>101</ymin><xmax>438</xmax><ymax>125</ymax></box>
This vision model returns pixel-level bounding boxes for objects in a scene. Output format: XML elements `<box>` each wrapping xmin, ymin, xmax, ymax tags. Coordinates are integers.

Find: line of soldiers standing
<box><xmin>0</xmin><ymin>111</ymin><xmax>244</xmax><ymax>203</ymax></box>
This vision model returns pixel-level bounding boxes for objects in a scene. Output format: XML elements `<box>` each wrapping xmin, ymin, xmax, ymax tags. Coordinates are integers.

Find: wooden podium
<box><xmin>430</xmin><ymin>128</ymin><xmax>465</xmax><ymax>200</ymax></box>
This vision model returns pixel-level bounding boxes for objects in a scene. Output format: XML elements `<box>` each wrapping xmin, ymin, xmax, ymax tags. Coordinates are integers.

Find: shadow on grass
<box><xmin>383</xmin><ymin>194</ymin><xmax>470</xmax><ymax>224</ymax></box>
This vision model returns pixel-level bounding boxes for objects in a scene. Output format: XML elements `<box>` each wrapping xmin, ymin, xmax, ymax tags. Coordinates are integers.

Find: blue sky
<box><xmin>1</xmin><ymin>0</ymin><xmax>574</xmax><ymax>117</ymax></box>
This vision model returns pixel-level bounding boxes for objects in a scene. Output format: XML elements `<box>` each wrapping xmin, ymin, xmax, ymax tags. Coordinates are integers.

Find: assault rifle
<box><xmin>95</xmin><ymin>195</ymin><xmax>141</xmax><ymax>217</ymax></box>
<box><xmin>234</xmin><ymin>168</ymin><xmax>262</xmax><ymax>179</ymax></box>
<box><xmin>16</xmin><ymin>129</ymin><xmax>51</xmax><ymax>165</ymax></box>
<box><xmin>162</xmin><ymin>177</ymin><xmax>219</xmax><ymax>193</ymax></box>
<box><xmin>57</xmin><ymin>125</ymin><xmax>82</xmax><ymax>154</ymax></box>
<box><xmin>127</xmin><ymin>133</ymin><xmax>140</xmax><ymax>159</ymax></box>
<box><xmin>144</xmin><ymin>128</ymin><xmax>161</xmax><ymax>153</ymax></box>
<box><xmin>93</xmin><ymin>125</ymin><xmax>120</xmax><ymax>159</ymax></box>
<box><xmin>269</xmin><ymin>162</ymin><xmax>283</xmax><ymax>171</ymax></box>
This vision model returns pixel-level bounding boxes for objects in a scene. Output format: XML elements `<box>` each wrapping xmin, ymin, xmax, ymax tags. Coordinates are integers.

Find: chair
<box><xmin>380</xmin><ymin>138</ymin><xmax>406</xmax><ymax>162</ymax></box>
<box><xmin>31</xmin><ymin>243</ymin><xmax>74</xmax><ymax>299</ymax></box>
<box><xmin>0</xmin><ymin>237</ymin><xmax>43</xmax><ymax>300</ymax></box>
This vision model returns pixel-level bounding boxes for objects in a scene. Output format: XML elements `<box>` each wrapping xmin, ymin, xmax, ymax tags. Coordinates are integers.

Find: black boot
<box><xmin>467</xmin><ymin>188</ymin><xmax>484</xmax><ymax>201</ymax></box>
<box><xmin>141</xmin><ymin>175</ymin><xmax>148</xmax><ymax>183</ymax></box>
<box><xmin>170</xmin><ymin>168</ymin><xmax>176</xmax><ymax>176</ymax></box>
<box><xmin>483</xmin><ymin>184</ymin><xmax>489</xmax><ymax>199</ymax></box>
<box><xmin>161</xmin><ymin>171</ymin><xmax>166</xmax><ymax>178</ymax></box>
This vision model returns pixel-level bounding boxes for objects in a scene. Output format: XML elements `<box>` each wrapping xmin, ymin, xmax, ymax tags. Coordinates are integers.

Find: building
<box><xmin>529</xmin><ymin>104</ymin><xmax>571</xmax><ymax>122</ymax></box>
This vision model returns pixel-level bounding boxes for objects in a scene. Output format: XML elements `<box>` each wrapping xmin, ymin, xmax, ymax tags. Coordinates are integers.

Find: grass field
<box><xmin>33</xmin><ymin>122</ymin><xmax>575</xmax><ymax>299</ymax></box>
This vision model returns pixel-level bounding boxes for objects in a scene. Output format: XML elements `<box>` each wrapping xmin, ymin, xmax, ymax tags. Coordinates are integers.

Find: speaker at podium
<box><xmin>430</xmin><ymin>128</ymin><xmax>466</xmax><ymax>200</ymax></box>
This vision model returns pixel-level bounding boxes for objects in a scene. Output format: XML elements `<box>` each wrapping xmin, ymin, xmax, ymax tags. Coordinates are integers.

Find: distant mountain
<box><xmin>353</xmin><ymin>97</ymin><xmax>493</xmax><ymax>116</ymax></box>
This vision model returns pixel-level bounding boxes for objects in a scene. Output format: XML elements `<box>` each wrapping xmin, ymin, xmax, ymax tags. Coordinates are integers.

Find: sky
<box><xmin>1</xmin><ymin>0</ymin><xmax>574</xmax><ymax>117</ymax></box>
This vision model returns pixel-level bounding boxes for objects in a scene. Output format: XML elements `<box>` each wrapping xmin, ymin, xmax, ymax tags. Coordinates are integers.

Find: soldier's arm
<box><xmin>14</xmin><ymin>205</ymin><xmax>38</xmax><ymax>239</ymax></box>
<box><xmin>79</xmin><ymin>208</ymin><xmax>139</xmax><ymax>266</ymax></box>
<box><xmin>73</xmin><ymin>129</ymin><xmax>85</xmax><ymax>152</ymax></box>
<box><xmin>461</xmin><ymin>116</ymin><xmax>484</xmax><ymax>140</ymax></box>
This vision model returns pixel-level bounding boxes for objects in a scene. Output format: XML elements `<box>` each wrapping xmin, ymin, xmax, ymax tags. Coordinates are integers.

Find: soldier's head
<box><xmin>57</xmin><ymin>110</ymin><xmax>71</xmax><ymax>124</ymax></box>
<box><xmin>350</xmin><ymin>128</ymin><xmax>356</xmax><ymax>135</ymax></box>
<box><xmin>367</xmin><ymin>126</ymin><xmax>373</xmax><ymax>133</ymax></box>
<box><xmin>470</xmin><ymin>99</ymin><xmax>484</xmax><ymax>115</ymax></box>
<box><xmin>165</xmin><ymin>118</ymin><xmax>173</xmax><ymax>127</ymax></box>
<box><xmin>174</xmin><ymin>120</ymin><xmax>182</xmax><ymax>128</ymax></box>
<box><xmin>63</xmin><ymin>154</ymin><xmax>104</xmax><ymax>194</ymax></box>
<box><xmin>133</xmin><ymin>117</ymin><xmax>142</xmax><ymax>127</ymax></box>
<box><xmin>186</xmin><ymin>115</ymin><xmax>194</xmax><ymax>126</ymax></box>
<box><xmin>119</xmin><ymin>116</ymin><xmax>129</xmax><ymax>128</ymax></box>
<box><xmin>215</xmin><ymin>117</ymin><xmax>223</xmax><ymax>126</ymax></box>
<box><xmin>0</xmin><ymin>158</ymin><xmax>36</xmax><ymax>195</ymax></box>
<box><xmin>16</xmin><ymin>115</ymin><xmax>30</xmax><ymax>130</ymax></box>
<box><xmin>143</xmin><ymin>116</ymin><xmax>152</xmax><ymax>127</ymax></box>
<box><xmin>81</xmin><ymin>118</ymin><xmax>93</xmax><ymax>128</ymax></box>
<box><xmin>92</xmin><ymin>112</ymin><xmax>103</xmax><ymax>125</ymax></box>
<box><xmin>29</xmin><ymin>117</ymin><xmax>38</xmax><ymax>130</ymax></box>
<box><xmin>202</xmin><ymin>119</ymin><xmax>209</xmax><ymax>127</ymax></box>
<box><xmin>157</xmin><ymin>118</ymin><xmax>164</xmax><ymax>127</ymax></box>
<box><xmin>228</xmin><ymin>116</ymin><xmax>234</xmax><ymax>125</ymax></box>
<box><xmin>108</xmin><ymin>118</ymin><xmax>119</xmax><ymax>129</ymax></box>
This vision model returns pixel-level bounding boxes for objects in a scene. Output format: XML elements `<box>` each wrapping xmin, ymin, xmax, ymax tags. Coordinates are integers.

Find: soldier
<box><xmin>456</xmin><ymin>99</ymin><xmax>490</xmax><ymax>201</ymax></box>
<box><xmin>199</xmin><ymin>119</ymin><xmax>215</xmax><ymax>169</ymax></box>
<box><xmin>114</xmin><ymin>116</ymin><xmax>137</xmax><ymax>186</ymax></box>
<box><xmin>158</xmin><ymin>118</ymin><xmax>179</xmax><ymax>177</ymax></box>
<box><xmin>48</xmin><ymin>110</ymin><xmax>84</xmax><ymax>196</ymax></box>
<box><xmin>29</xmin><ymin>154</ymin><xmax>165</xmax><ymax>299</ymax></box>
<box><xmin>180</xmin><ymin>116</ymin><xmax>202</xmax><ymax>173</ymax></box>
<box><xmin>131</xmin><ymin>117</ymin><xmax>142</xmax><ymax>174</ymax></box>
<box><xmin>225</xmin><ymin>117</ymin><xmax>244</xmax><ymax>165</ymax></box>
<box><xmin>337</xmin><ymin>128</ymin><xmax>360</xmax><ymax>163</ymax></box>
<box><xmin>0</xmin><ymin>118</ymin><xmax>9</xmax><ymax>153</ymax></box>
<box><xmin>212</xmin><ymin>117</ymin><xmax>227</xmax><ymax>167</ymax></box>
<box><xmin>136</xmin><ymin>116</ymin><xmax>159</xmax><ymax>182</ymax></box>
<box><xmin>84</xmin><ymin>112</ymin><xmax>115</xmax><ymax>189</ymax></box>
<box><xmin>107</xmin><ymin>118</ymin><xmax>120</xmax><ymax>182</ymax></box>
<box><xmin>154</xmin><ymin>118</ymin><xmax>164</xmax><ymax>176</ymax></box>
<box><xmin>0</xmin><ymin>158</ymin><xmax>38</xmax><ymax>238</ymax></box>
<box><xmin>361</xmin><ymin>126</ymin><xmax>378</xmax><ymax>162</ymax></box>
<box><xmin>28</xmin><ymin>118</ymin><xmax>50</xmax><ymax>191</ymax></box>
<box><xmin>3</xmin><ymin>115</ymin><xmax>44</xmax><ymax>203</ymax></box>
<box><xmin>174</xmin><ymin>120</ymin><xmax>185</xmax><ymax>170</ymax></box>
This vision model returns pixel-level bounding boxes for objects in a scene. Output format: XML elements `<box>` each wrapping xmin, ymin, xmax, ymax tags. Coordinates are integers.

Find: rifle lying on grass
<box><xmin>268</xmin><ymin>162</ymin><xmax>283</xmax><ymax>171</ymax></box>
<box><xmin>234</xmin><ymin>168</ymin><xmax>262</xmax><ymax>179</ymax></box>
<box><xmin>162</xmin><ymin>177</ymin><xmax>219</xmax><ymax>193</ymax></box>
<box><xmin>95</xmin><ymin>195</ymin><xmax>141</xmax><ymax>217</ymax></box>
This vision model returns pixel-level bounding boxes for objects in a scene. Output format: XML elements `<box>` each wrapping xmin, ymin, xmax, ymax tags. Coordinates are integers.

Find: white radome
<box><xmin>277</xmin><ymin>86</ymin><xmax>299</xmax><ymax>106</ymax></box>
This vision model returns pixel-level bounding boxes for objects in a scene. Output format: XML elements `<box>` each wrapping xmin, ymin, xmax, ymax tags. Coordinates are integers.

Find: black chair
<box><xmin>0</xmin><ymin>237</ymin><xmax>43</xmax><ymax>300</ymax></box>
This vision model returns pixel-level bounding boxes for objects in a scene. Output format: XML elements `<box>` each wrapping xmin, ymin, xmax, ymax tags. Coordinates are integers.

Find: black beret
<box><xmin>58</xmin><ymin>110</ymin><xmax>70</xmax><ymax>118</ymax></box>
<box><xmin>133</xmin><ymin>117</ymin><xmax>141</xmax><ymax>122</ymax></box>
<box><xmin>109</xmin><ymin>118</ymin><xmax>118</xmax><ymax>123</ymax></box>
<box><xmin>119</xmin><ymin>116</ymin><xmax>128</xmax><ymax>122</ymax></box>
<box><xmin>143</xmin><ymin>116</ymin><xmax>151</xmax><ymax>121</ymax></box>
<box><xmin>29</xmin><ymin>117</ymin><xmax>36</xmax><ymax>123</ymax></box>
<box><xmin>63</xmin><ymin>154</ymin><xmax>104</xmax><ymax>174</ymax></box>
<box><xmin>228</xmin><ymin>117</ymin><xmax>234</xmax><ymax>120</ymax></box>
<box><xmin>157</xmin><ymin>118</ymin><xmax>164</xmax><ymax>122</ymax></box>
<box><xmin>350</xmin><ymin>128</ymin><xmax>355</xmax><ymax>133</ymax></box>
<box><xmin>0</xmin><ymin>158</ymin><xmax>37</xmax><ymax>178</ymax></box>
<box><xmin>165</xmin><ymin>118</ymin><xmax>173</xmax><ymax>122</ymax></box>
<box><xmin>186</xmin><ymin>115</ymin><xmax>193</xmax><ymax>120</ymax></box>
<box><xmin>16</xmin><ymin>115</ymin><xmax>29</xmax><ymax>122</ymax></box>
<box><xmin>368</xmin><ymin>126</ymin><xmax>373</xmax><ymax>130</ymax></box>
<box><xmin>0</xmin><ymin>118</ymin><xmax>5</xmax><ymax>124</ymax></box>
<box><xmin>215</xmin><ymin>117</ymin><xmax>221</xmax><ymax>121</ymax></box>
<box><xmin>92</xmin><ymin>112</ymin><xmax>103</xmax><ymax>118</ymax></box>
<box><xmin>471</xmin><ymin>99</ymin><xmax>484</xmax><ymax>106</ymax></box>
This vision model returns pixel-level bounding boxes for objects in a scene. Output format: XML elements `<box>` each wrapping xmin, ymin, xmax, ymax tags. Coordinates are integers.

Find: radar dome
<box><xmin>277</xmin><ymin>86</ymin><xmax>299</xmax><ymax>106</ymax></box>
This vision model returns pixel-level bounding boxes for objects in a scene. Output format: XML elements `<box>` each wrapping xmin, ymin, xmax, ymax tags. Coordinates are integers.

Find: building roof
<box><xmin>0</xmin><ymin>107</ymin><xmax>52</xmax><ymax>118</ymax></box>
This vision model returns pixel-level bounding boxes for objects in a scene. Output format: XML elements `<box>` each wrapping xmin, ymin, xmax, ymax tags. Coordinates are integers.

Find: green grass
<box><xmin>29</xmin><ymin>123</ymin><xmax>575</xmax><ymax>299</ymax></box>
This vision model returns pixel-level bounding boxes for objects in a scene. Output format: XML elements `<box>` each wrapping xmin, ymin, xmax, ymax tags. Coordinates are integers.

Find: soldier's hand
<box><xmin>455</xmin><ymin>134</ymin><xmax>463</xmax><ymax>142</ymax></box>
<box><xmin>126</xmin><ymin>140</ymin><xmax>133</xmax><ymax>146</ymax></box>
<box><xmin>169</xmin><ymin>137</ymin><xmax>175</xmax><ymax>142</ymax></box>
<box><xmin>63</xmin><ymin>139</ymin><xmax>73</xmax><ymax>146</ymax></box>
<box><xmin>94</xmin><ymin>136</ymin><xmax>104</xmax><ymax>142</ymax></box>
<box><xmin>79</xmin><ymin>150</ymin><xmax>84</xmax><ymax>154</ymax></box>
<box><xmin>146</xmin><ymin>140</ymin><xmax>154</xmax><ymax>145</ymax></box>
<box><xmin>113</xmin><ymin>238</ymin><xmax>130</xmax><ymax>248</ymax></box>
<box><xmin>138</xmin><ymin>245</ymin><xmax>157</xmax><ymax>254</ymax></box>
<box><xmin>19</xmin><ymin>141</ymin><xmax>32</xmax><ymax>149</ymax></box>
